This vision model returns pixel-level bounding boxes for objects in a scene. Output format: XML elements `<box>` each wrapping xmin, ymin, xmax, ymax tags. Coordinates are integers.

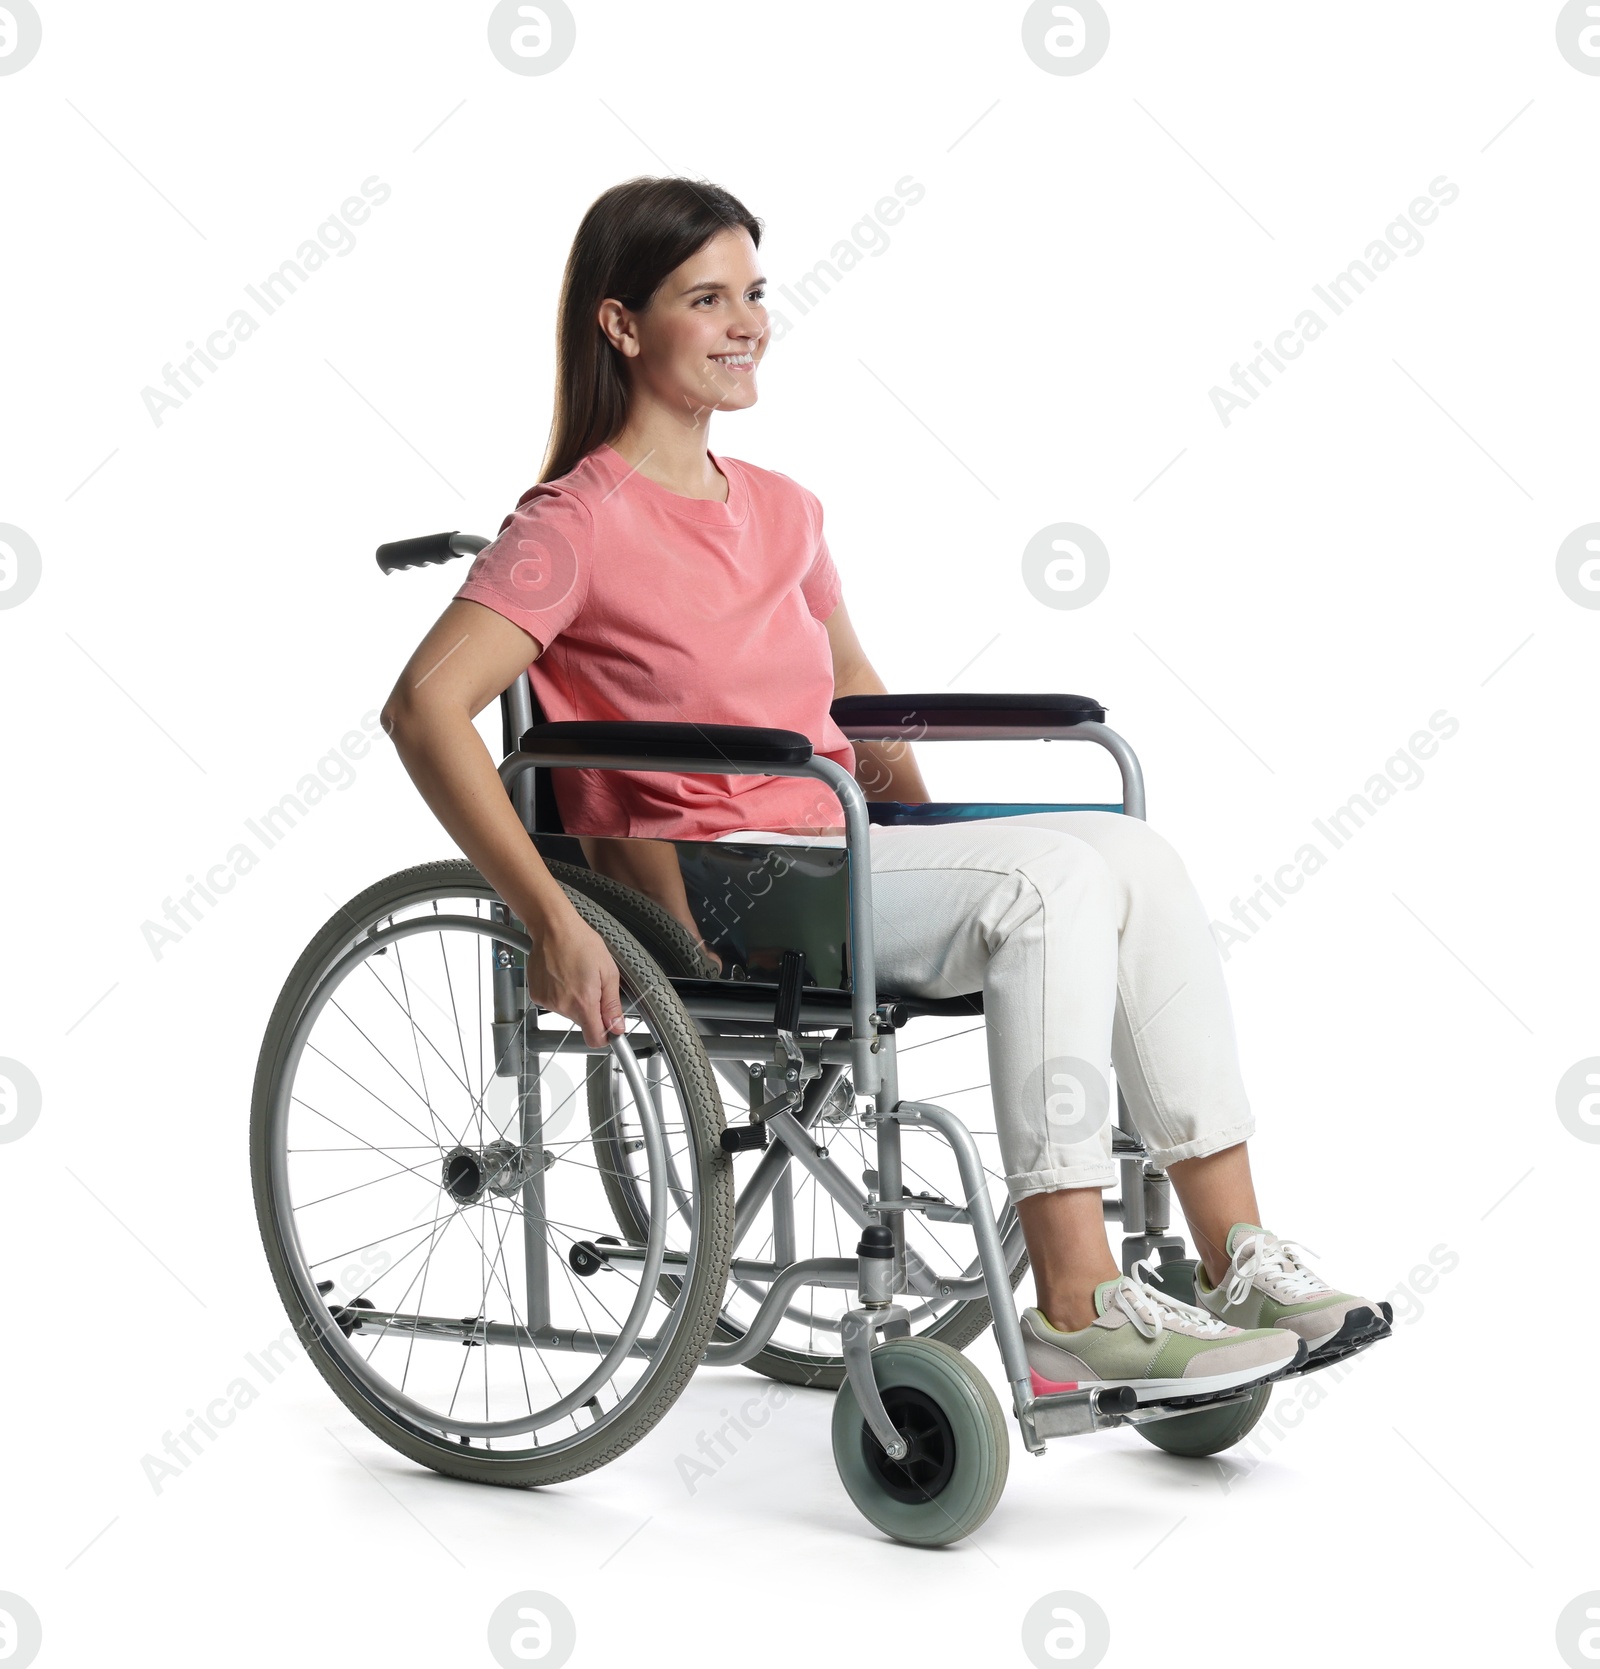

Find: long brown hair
<box><xmin>538</xmin><ymin>176</ymin><xmax>763</xmax><ymax>485</ymax></box>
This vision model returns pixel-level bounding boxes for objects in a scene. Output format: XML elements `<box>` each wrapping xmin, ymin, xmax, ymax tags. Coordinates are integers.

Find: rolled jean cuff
<box><xmin>1141</xmin><ymin>1116</ymin><xmax>1256</xmax><ymax>1171</ymax></box>
<box><xmin>1007</xmin><ymin>1164</ymin><xmax>1118</xmax><ymax>1205</ymax></box>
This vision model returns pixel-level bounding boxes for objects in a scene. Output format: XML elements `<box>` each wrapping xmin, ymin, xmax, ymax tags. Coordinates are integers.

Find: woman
<box><xmin>380</xmin><ymin>176</ymin><xmax>1390</xmax><ymax>1407</ymax></box>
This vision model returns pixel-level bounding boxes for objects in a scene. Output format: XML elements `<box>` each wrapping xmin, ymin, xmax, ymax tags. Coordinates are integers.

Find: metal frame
<box><xmin>484</xmin><ymin>672</ymin><xmax>1222</xmax><ymax>1455</ymax></box>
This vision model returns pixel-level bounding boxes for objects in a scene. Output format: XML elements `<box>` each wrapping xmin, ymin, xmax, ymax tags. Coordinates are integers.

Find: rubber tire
<box><xmin>250</xmin><ymin>859</ymin><xmax>734</xmax><ymax>1488</ymax></box>
<box><xmin>831</xmin><ymin>1336</ymin><xmax>1009</xmax><ymax>1547</ymax></box>
<box><xmin>1131</xmin><ymin>1258</ymin><xmax>1272</xmax><ymax>1458</ymax></box>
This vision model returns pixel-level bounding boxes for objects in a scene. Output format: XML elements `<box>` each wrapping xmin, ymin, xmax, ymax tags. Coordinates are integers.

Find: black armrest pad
<box><xmin>519</xmin><ymin>720</ymin><xmax>814</xmax><ymax>767</ymax></box>
<box><xmin>830</xmin><ymin>692</ymin><xmax>1106</xmax><ymax>730</ymax></box>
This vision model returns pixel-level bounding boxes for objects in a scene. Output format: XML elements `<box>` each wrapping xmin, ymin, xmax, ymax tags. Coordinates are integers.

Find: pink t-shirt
<box><xmin>453</xmin><ymin>442</ymin><xmax>856</xmax><ymax>840</ymax></box>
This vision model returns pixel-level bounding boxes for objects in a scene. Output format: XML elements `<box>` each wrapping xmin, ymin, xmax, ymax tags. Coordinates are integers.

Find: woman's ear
<box><xmin>597</xmin><ymin>299</ymin><xmax>639</xmax><ymax>358</ymax></box>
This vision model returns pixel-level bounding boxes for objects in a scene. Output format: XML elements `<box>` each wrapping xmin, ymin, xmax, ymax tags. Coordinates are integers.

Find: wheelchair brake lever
<box><xmin>773</xmin><ymin>949</ymin><xmax>806</xmax><ymax>1073</ymax></box>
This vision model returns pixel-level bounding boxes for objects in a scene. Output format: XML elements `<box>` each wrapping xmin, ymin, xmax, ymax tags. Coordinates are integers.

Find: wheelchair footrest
<box><xmin>1030</xmin><ymin>1380</ymin><xmax>1262</xmax><ymax>1439</ymax></box>
<box><xmin>1115</xmin><ymin>1387</ymin><xmax>1260</xmax><ymax>1426</ymax></box>
<box><xmin>1029</xmin><ymin>1384</ymin><xmax>1139</xmax><ymax>1439</ymax></box>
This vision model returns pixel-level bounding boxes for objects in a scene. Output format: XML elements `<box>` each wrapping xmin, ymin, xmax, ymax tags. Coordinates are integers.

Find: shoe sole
<box><xmin>1290</xmin><ymin>1306</ymin><xmax>1394</xmax><ymax>1376</ymax></box>
<box><xmin>1299</xmin><ymin>1303</ymin><xmax>1378</xmax><ymax>1356</ymax></box>
<box><xmin>1198</xmin><ymin>1287</ymin><xmax>1397</xmax><ymax>1352</ymax></box>
<box><xmin>1030</xmin><ymin>1338</ymin><xmax>1305</xmax><ymax>1405</ymax></box>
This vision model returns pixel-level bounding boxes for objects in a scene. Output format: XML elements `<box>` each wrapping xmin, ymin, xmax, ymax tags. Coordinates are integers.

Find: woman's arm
<box><xmin>379</xmin><ymin>598</ymin><xmax>626</xmax><ymax>1047</ymax></box>
<box><xmin>823</xmin><ymin>597</ymin><xmax>931</xmax><ymax>803</ymax></box>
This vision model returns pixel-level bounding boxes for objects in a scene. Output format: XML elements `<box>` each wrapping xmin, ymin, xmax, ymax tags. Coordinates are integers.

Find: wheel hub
<box><xmin>440</xmin><ymin>1139</ymin><xmax>544</xmax><ymax>1203</ymax></box>
<box><xmin>861</xmin><ymin>1385</ymin><xmax>956</xmax><ymax>1503</ymax></box>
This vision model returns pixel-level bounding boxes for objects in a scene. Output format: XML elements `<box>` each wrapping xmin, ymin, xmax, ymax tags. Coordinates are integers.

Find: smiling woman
<box><xmin>377</xmin><ymin>176</ymin><xmax>1392</xmax><ymax>1444</ymax></box>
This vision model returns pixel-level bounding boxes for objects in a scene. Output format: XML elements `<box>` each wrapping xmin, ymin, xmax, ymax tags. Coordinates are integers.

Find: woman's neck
<box><xmin>605</xmin><ymin>413</ymin><xmax>727</xmax><ymax>502</ymax></box>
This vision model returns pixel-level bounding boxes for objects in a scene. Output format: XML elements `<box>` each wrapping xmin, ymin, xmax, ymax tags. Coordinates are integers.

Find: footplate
<box><xmin>1029</xmin><ymin>1381</ymin><xmax>1259</xmax><ymax>1440</ymax></box>
<box><xmin>1028</xmin><ymin>1384</ymin><xmax>1138</xmax><ymax>1440</ymax></box>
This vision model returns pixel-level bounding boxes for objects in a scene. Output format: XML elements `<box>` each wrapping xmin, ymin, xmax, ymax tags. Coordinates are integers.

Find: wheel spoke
<box><xmin>294</xmin><ymin>1153</ymin><xmax>444</xmax><ymax>1212</ymax></box>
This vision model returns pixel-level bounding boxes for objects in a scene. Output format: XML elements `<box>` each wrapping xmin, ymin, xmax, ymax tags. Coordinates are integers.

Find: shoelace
<box><xmin>1111</xmin><ymin>1258</ymin><xmax>1232</xmax><ymax>1340</ymax></box>
<box><xmin>1223</xmin><ymin>1233</ymin><xmax>1332</xmax><ymax>1307</ymax></box>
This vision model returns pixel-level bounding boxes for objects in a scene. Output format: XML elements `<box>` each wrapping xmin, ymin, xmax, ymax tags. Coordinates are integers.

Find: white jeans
<box><xmin>716</xmin><ymin>811</ymin><xmax>1255</xmax><ymax>1204</ymax></box>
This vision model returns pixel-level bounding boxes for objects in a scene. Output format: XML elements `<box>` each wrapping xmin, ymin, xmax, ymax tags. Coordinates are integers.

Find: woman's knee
<box><xmin>995</xmin><ymin>833</ymin><xmax>1123</xmax><ymax>956</ymax></box>
<box><xmin>1005</xmin><ymin>827</ymin><xmax>1119</xmax><ymax>908</ymax></box>
<box><xmin>1069</xmin><ymin>810</ymin><xmax>1196</xmax><ymax>897</ymax></box>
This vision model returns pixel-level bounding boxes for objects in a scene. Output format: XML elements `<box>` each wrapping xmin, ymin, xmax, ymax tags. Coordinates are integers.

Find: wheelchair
<box><xmin>248</xmin><ymin>528</ymin><xmax>1339</xmax><ymax>1547</ymax></box>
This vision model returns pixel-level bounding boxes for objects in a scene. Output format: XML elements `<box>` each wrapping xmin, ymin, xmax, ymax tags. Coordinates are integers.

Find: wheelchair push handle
<box><xmin>375</xmin><ymin>530</ymin><xmax>492</xmax><ymax>574</ymax></box>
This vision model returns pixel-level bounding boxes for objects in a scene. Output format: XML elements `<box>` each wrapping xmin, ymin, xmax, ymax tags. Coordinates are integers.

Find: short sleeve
<box><xmin>452</xmin><ymin>482</ymin><xmax>594</xmax><ymax>653</ymax></box>
<box><xmin>797</xmin><ymin>486</ymin><xmax>841</xmax><ymax>621</ymax></box>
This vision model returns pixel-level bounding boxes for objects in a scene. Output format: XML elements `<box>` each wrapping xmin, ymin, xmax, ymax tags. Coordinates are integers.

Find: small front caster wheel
<box><xmin>831</xmin><ymin>1336</ymin><xmax>1009</xmax><ymax>1547</ymax></box>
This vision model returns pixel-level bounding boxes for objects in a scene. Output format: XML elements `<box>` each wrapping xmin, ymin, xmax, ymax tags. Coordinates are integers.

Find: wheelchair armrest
<box><xmin>518</xmin><ymin>720</ymin><xmax>815</xmax><ymax>767</ymax></box>
<box><xmin>376</xmin><ymin>531</ymin><xmax>492</xmax><ymax>574</ymax></box>
<box><xmin>830</xmin><ymin>692</ymin><xmax>1107</xmax><ymax>736</ymax></box>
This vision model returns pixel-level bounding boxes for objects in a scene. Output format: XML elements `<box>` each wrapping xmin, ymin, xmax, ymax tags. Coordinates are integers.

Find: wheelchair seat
<box><xmin>669</xmin><ymin>975</ymin><xmax>986</xmax><ymax>1026</ymax></box>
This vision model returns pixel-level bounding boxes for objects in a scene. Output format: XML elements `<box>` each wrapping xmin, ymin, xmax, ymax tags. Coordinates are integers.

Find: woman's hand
<box><xmin>690</xmin><ymin>932</ymin><xmax>724</xmax><ymax>976</ymax></box>
<box><xmin>525</xmin><ymin>906</ymin><xmax>626</xmax><ymax>1048</ymax></box>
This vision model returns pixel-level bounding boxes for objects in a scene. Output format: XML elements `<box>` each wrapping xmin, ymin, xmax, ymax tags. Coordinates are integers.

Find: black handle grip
<box><xmin>376</xmin><ymin>531</ymin><xmax>491</xmax><ymax>574</ymax></box>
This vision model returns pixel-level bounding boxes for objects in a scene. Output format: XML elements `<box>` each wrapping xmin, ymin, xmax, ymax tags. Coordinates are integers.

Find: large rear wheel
<box><xmin>250</xmin><ymin>860</ymin><xmax>734</xmax><ymax>1486</ymax></box>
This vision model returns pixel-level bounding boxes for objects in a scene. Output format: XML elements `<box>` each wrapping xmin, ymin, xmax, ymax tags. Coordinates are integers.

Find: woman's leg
<box><xmin>774</xmin><ymin>810</ymin><xmax>1385</xmax><ymax>1374</ymax></box>
<box><xmin>864</xmin><ymin>817</ymin><xmax>1125</xmax><ymax>1200</ymax></box>
<box><xmin>1166</xmin><ymin>1145</ymin><xmax>1262</xmax><ymax>1285</ymax></box>
<box><xmin>723</xmin><ymin>815</ymin><xmax>1263</xmax><ymax>1320</ymax></box>
<box><xmin>865</xmin><ymin>816</ymin><xmax>1308</xmax><ymax>1387</ymax></box>
<box><xmin>1014</xmin><ymin>1187</ymin><xmax>1120</xmax><ymax>1330</ymax></box>
<box><xmin>717</xmin><ymin>820</ymin><xmax>1132</xmax><ymax>1327</ymax></box>
<box><xmin>972</xmin><ymin>810</ymin><xmax>1263</xmax><ymax>1286</ymax></box>
<box><xmin>864</xmin><ymin>818</ymin><xmax>1144</xmax><ymax>1332</ymax></box>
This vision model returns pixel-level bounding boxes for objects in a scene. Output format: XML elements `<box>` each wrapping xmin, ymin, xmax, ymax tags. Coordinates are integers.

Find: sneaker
<box><xmin>1193</xmin><ymin>1224</ymin><xmax>1389</xmax><ymax>1362</ymax></box>
<box><xmin>1022</xmin><ymin>1262</ymin><xmax>1303</xmax><ymax>1405</ymax></box>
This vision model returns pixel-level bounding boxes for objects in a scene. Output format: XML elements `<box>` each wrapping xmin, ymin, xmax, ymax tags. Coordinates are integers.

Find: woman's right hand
<box><xmin>525</xmin><ymin>906</ymin><xmax>626</xmax><ymax>1048</ymax></box>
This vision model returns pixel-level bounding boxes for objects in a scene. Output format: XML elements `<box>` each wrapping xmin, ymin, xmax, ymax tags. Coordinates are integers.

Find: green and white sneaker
<box><xmin>1193</xmin><ymin>1224</ymin><xmax>1389</xmax><ymax>1364</ymax></box>
<box><xmin>1022</xmin><ymin>1263</ymin><xmax>1303</xmax><ymax>1405</ymax></box>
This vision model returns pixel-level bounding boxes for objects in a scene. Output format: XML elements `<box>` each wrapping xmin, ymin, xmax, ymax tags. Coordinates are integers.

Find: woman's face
<box><xmin>605</xmin><ymin>225</ymin><xmax>769</xmax><ymax>421</ymax></box>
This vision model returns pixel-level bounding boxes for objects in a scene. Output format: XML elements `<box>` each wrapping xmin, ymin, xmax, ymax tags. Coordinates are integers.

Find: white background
<box><xmin>3</xmin><ymin>3</ymin><xmax>1597</xmax><ymax>1665</ymax></box>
